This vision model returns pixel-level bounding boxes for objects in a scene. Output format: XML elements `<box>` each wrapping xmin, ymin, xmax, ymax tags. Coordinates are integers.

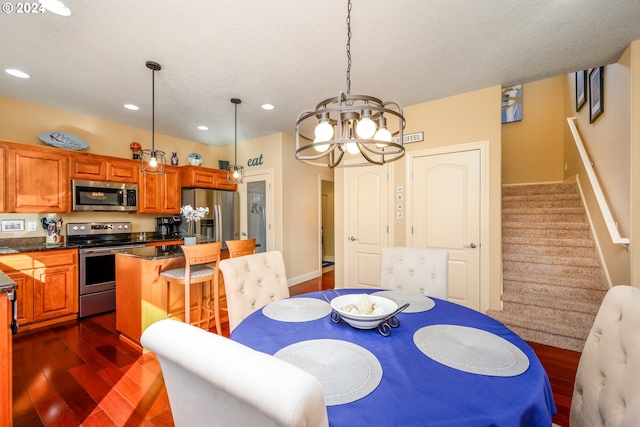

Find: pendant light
<box><xmin>295</xmin><ymin>0</ymin><xmax>406</xmax><ymax>168</ymax></box>
<box><xmin>140</xmin><ymin>61</ymin><xmax>166</xmax><ymax>174</ymax></box>
<box><xmin>227</xmin><ymin>98</ymin><xmax>244</xmax><ymax>184</ymax></box>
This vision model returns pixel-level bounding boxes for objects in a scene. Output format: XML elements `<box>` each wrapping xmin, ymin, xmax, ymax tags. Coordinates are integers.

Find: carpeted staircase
<box><xmin>486</xmin><ymin>182</ymin><xmax>609</xmax><ymax>353</ymax></box>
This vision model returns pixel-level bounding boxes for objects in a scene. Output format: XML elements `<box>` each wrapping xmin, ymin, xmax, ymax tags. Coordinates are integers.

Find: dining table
<box><xmin>231</xmin><ymin>288</ymin><xmax>557</xmax><ymax>427</ymax></box>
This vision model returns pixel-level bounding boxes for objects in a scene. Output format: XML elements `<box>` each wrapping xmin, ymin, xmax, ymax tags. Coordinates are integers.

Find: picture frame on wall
<box><xmin>501</xmin><ymin>84</ymin><xmax>522</xmax><ymax>123</ymax></box>
<box><xmin>1</xmin><ymin>220</ymin><xmax>25</xmax><ymax>232</ymax></box>
<box><xmin>575</xmin><ymin>70</ymin><xmax>587</xmax><ymax>112</ymax></box>
<box><xmin>589</xmin><ymin>66</ymin><xmax>604</xmax><ymax>123</ymax></box>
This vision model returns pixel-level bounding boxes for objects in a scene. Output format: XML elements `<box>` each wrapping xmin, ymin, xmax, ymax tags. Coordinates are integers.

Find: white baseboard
<box><xmin>287</xmin><ymin>270</ymin><xmax>322</xmax><ymax>287</ymax></box>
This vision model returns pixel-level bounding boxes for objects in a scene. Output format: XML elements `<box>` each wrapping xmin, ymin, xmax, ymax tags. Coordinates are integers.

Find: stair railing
<box><xmin>567</xmin><ymin>117</ymin><xmax>630</xmax><ymax>248</ymax></box>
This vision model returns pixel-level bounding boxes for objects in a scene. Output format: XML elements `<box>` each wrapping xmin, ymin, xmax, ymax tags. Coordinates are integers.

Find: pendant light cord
<box><xmin>234</xmin><ymin>100</ymin><xmax>238</xmax><ymax>164</ymax></box>
<box><xmin>151</xmin><ymin>67</ymin><xmax>155</xmax><ymax>154</ymax></box>
<box><xmin>346</xmin><ymin>0</ymin><xmax>352</xmax><ymax>95</ymax></box>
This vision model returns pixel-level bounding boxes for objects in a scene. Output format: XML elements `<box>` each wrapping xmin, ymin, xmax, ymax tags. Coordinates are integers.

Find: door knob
<box><xmin>349</xmin><ymin>236</ymin><xmax>357</xmax><ymax>241</ymax></box>
<box><xmin>463</xmin><ymin>243</ymin><xmax>477</xmax><ymax>249</ymax></box>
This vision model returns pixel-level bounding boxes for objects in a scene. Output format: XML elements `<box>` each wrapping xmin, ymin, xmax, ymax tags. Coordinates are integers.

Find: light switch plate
<box><xmin>28</xmin><ymin>221</ymin><xmax>37</xmax><ymax>231</ymax></box>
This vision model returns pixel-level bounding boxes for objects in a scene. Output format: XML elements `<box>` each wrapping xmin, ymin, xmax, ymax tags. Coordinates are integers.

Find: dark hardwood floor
<box><xmin>13</xmin><ymin>270</ymin><xmax>578</xmax><ymax>427</ymax></box>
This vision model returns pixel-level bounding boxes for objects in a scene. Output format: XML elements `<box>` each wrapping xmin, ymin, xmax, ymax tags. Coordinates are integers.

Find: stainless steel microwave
<box><xmin>72</xmin><ymin>179</ymin><xmax>138</xmax><ymax>212</ymax></box>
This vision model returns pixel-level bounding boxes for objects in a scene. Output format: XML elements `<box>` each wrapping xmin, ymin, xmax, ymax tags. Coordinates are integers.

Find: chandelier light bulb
<box><xmin>149</xmin><ymin>156</ymin><xmax>157</xmax><ymax>168</ymax></box>
<box><xmin>356</xmin><ymin>116</ymin><xmax>376</xmax><ymax>139</ymax></box>
<box><xmin>346</xmin><ymin>142</ymin><xmax>360</xmax><ymax>154</ymax></box>
<box><xmin>374</xmin><ymin>127</ymin><xmax>392</xmax><ymax>145</ymax></box>
<box><xmin>314</xmin><ymin>139</ymin><xmax>330</xmax><ymax>152</ymax></box>
<box><xmin>315</xmin><ymin>120</ymin><xmax>334</xmax><ymax>142</ymax></box>
<box><xmin>232</xmin><ymin>169</ymin><xmax>240</xmax><ymax>179</ymax></box>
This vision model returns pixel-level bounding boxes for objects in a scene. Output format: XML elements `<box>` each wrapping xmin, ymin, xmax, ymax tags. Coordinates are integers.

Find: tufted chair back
<box><xmin>141</xmin><ymin>319</ymin><xmax>328</xmax><ymax>427</ymax></box>
<box><xmin>570</xmin><ymin>285</ymin><xmax>640</xmax><ymax>427</ymax></box>
<box><xmin>380</xmin><ymin>247</ymin><xmax>449</xmax><ymax>299</ymax></box>
<box><xmin>219</xmin><ymin>251</ymin><xmax>290</xmax><ymax>332</ymax></box>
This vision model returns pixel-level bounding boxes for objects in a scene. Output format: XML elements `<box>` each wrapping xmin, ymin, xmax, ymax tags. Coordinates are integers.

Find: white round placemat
<box><xmin>262</xmin><ymin>298</ymin><xmax>332</xmax><ymax>322</ymax></box>
<box><xmin>413</xmin><ymin>324</ymin><xmax>530</xmax><ymax>377</ymax></box>
<box><xmin>372</xmin><ymin>290</ymin><xmax>435</xmax><ymax>313</ymax></box>
<box><xmin>274</xmin><ymin>339</ymin><xmax>383</xmax><ymax>406</ymax></box>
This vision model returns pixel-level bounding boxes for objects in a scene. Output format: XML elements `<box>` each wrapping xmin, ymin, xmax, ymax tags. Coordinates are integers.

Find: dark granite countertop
<box><xmin>0</xmin><ymin>270</ymin><xmax>18</xmax><ymax>292</ymax></box>
<box><xmin>0</xmin><ymin>233</ymin><xmax>181</xmax><ymax>254</ymax></box>
<box><xmin>116</xmin><ymin>245</ymin><xmax>184</xmax><ymax>260</ymax></box>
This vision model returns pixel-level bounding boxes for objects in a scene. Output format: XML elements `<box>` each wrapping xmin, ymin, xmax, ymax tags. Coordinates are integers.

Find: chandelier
<box><xmin>295</xmin><ymin>0</ymin><xmax>406</xmax><ymax>168</ymax></box>
<box><xmin>227</xmin><ymin>98</ymin><xmax>245</xmax><ymax>184</ymax></box>
<box><xmin>140</xmin><ymin>61</ymin><xmax>166</xmax><ymax>174</ymax></box>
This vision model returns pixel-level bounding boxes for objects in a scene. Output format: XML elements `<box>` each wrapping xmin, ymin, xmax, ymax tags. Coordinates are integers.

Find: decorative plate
<box><xmin>39</xmin><ymin>131</ymin><xmax>89</xmax><ymax>150</ymax></box>
<box><xmin>187</xmin><ymin>152</ymin><xmax>203</xmax><ymax>166</ymax></box>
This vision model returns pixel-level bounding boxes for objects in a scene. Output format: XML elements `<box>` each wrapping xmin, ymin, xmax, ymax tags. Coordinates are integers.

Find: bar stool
<box><xmin>226</xmin><ymin>238</ymin><xmax>256</xmax><ymax>258</ymax></box>
<box><xmin>160</xmin><ymin>242</ymin><xmax>222</xmax><ymax>334</ymax></box>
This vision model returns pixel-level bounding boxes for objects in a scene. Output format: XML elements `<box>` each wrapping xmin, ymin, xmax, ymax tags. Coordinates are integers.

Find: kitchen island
<box><xmin>115</xmin><ymin>245</ymin><xmax>227</xmax><ymax>349</ymax></box>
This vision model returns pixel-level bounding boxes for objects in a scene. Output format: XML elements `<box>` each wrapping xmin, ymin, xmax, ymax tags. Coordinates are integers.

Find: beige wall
<box><xmin>321</xmin><ymin>179</ymin><xmax>335</xmax><ymax>260</ymax></box>
<box><xmin>629</xmin><ymin>40</ymin><xmax>640</xmax><ymax>287</ymax></box>
<box><xmin>0</xmin><ymin>96</ymin><xmax>226</xmax><ymax>237</ymax></box>
<box><xmin>335</xmin><ymin>85</ymin><xmax>504</xmax><ymax>310</ymax></box>
<box><xmin>563</xmin><ymin>48</ymin><xmax>632</xmax><ymax>286</ymax></box>
<box><xmin>225</xmin><ymin>131</ymin><xmax>333</xmax><ymax>284</ymax></box>
<box><xmin>0</xmin><ymin>96</ymin><xmax>219</xmax><ymax>166</ymax></box>
<box><xmin>502</xmin><ymin>77</ymin><xmax>566</xmax><ymax>184</ymax></box>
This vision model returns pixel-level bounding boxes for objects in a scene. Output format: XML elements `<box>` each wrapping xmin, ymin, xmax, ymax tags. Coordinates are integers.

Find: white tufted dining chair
<box><xmin>379</xmin><ymin>247</ymin><xmax>449</xmax><ymax>299</ymax></box>
<box><xmin>569</xmin><ymin>285</ymin><xmax>640</xmax><ymax>427</ymax></box>
<box><xmin>141</xmin><ymin>319</ymin><xmax>328</xmax><ymax>427</ymax></box>
<box><xmin>219</xmin><ymin>251</ymin><xmax>290</xmax><ymax>332</ymax></box>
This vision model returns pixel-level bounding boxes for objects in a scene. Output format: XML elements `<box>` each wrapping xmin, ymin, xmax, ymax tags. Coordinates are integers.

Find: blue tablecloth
<box><xmin>231</xmin><ymin>289</ymin><xmax>556</xmax><ymax>427</ymax></box>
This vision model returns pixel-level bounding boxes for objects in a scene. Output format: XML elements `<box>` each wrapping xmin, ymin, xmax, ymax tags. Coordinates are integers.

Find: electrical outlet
<box><xmin>28</xmin><ymin>222</ymin><xmax>37</xmax><ymax>232</ymax></box>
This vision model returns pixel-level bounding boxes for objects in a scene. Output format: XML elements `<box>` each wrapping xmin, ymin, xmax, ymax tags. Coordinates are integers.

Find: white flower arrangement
<box><xmin>180</xmin><ymin>205</ymin><xmax>209</xmax><ymax>237</ymax></box>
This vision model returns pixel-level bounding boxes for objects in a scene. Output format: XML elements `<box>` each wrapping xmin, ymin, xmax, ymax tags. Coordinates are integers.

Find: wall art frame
<box><xmin>589</xmin><ymin>66</ymin><xmax>604</xmax><ymax>123</ymax></box>
<box><xmin>575</xmin><ymin>70</ymin><xmax>587</xmax><ymax>112</ymax></box>
<box><xmin>501</xmin><ymin>84</ymin><xmax>522</xmax><ymax>123</ymax></box>
<box><xmin>1</xmin><ymin>219</ymin><xmax>25</xmax><ymax>232</ymax></box>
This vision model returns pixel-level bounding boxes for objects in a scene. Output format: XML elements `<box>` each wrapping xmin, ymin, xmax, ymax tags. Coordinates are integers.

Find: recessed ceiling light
<box><xmin>197</xmin><ymin>126</ymin><xmax>209</xmax><ymax>131</ymax></box>
<box><xmin>39</xmin><ymin>0</ymin><xmax>71</xmax><ymax>16</ymax></box>
<box><xmin>261</xmin><ymin>104</ymin><xmax>275</xmax><ymax>110</ymax></box>
<box><xmin>124</xmin><ymin>104</ymin><xmax>139</xmax><ymax>111</ymax></box>
<box><xmin>5</xmin><ymin>69</ymin><xmax>30</xmax><ymax>79</ymax></box>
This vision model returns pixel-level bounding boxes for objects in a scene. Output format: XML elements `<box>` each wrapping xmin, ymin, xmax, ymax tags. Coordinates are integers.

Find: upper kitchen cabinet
<box><xmin>5</xmin><ymin>144</ymin><xmax>70</xmax><ymax>213</ymax></box>
<box><xmin>179</xmin><ymin>165</ymin><xmax>237</xmax><ymax>191</ymax></box>
<box><xmin>138</xmin><ymin>165</ymin><xmax>180</xmax><ymax>214</ymax></box>
<box><xmin>69</xmin><ymin>153</ymin><xmax>139</xmax><ymax>183</ymax></box>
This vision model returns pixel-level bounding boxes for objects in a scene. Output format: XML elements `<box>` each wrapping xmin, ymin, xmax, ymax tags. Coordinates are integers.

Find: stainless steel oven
<box><xmin>68</xmin><ymin>222</ymin><xmax>145</xmax><ymax>318</ymax></box>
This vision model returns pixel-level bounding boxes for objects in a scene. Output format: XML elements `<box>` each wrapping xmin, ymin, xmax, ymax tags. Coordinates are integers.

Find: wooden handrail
<box><xmin>567</xmin><ymin>117</ymin><xmax>630</xmax><ymax>248</ymax></box>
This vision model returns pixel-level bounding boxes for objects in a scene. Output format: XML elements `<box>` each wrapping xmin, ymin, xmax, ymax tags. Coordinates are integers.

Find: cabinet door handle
<box><xmin>463</xmin><ymin>243</ymin><xmax>477</xmax><ymax>249</ymax></box>
<box><xmin>349</xmin><ymin>236</ymin><xmax>357</xmax><ymax>241</ymax></box>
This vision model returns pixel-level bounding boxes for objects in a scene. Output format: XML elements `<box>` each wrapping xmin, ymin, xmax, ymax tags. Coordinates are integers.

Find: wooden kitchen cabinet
<box><xmin>70</xmin><ymin>154</ymin><xmax>139</xmax><ymax>183</ymax></box>
<box><xmin>0</xmin><ymin>250</ymin><xmax>78</xmax><ymax>330</ymax></box>
<box><xmin>138</xmin><ymin>165</ymin><xmax>180</xmax><ymax>213</ymax></box>
<box><xmin>6</xmin><ymin>145</ymin><xmax>69</xmax><ymax>213</ymax></box>
<box><xmin>4</xmin><ymin>270</ymin><xmax>33</xmax><ymax>325</ymax></box>
<box><xmin>179</xmin><ymin>165</ymin><xmax>237</xmax><ymax>191</ymax></box>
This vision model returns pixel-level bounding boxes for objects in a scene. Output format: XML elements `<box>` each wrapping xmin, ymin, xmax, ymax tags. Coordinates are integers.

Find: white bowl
<box><xmin>330</xmin><ymin>294</ymin><xmax>398</xmax><ymax>329</ymax></box>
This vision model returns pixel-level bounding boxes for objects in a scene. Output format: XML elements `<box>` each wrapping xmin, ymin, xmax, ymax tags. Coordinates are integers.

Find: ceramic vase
<box><xmin>183</xmin><ymin>236</ymin><xmax>197</xmax><ymax>245</ymax></box>
<box><xmin>171</xmin><ymin>152</ymin><xmax>179</xmax><ymax>165</ymax></box>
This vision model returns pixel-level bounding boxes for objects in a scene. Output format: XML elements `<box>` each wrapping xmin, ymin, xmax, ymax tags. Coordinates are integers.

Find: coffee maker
<box><xmin>155</xmin><ymin>216</ymin><xmax>181</xmax><ymax>239</ymax></box>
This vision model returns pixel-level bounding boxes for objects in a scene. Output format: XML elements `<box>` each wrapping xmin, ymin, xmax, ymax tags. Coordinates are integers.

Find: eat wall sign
<box><xmin>247</xmin><ymin>154</ymin><xmax>263</xmax><ymax>167</ymax></box>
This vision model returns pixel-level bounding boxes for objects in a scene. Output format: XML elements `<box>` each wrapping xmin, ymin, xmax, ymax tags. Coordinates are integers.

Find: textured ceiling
<box><xmin>2</xmin><ymin>0</ymin><xmax>640</xmax><ymax>147</ymax></box>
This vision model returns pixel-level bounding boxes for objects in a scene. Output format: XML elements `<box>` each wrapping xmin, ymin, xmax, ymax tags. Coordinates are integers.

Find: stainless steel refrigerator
<box><xmin>180</xmin><ymin>188</ymin><xmax>240</xmax><ymax>249</ymax></box>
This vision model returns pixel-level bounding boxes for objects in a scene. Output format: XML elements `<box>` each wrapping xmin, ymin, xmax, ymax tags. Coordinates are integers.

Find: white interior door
<box><xmin>346</xmin><ymin>164</ymin><xmax>390</xmax><ymax>288</ymax></box>
<box><xmin>410</xmin><ymin>149</ymin><xmax>481</xmax><ymax>309</ymax></box>
<box><xmin>239</xmin><ymin>170</ymin><xmax>274</xmax><ymax>252</ymax></box>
